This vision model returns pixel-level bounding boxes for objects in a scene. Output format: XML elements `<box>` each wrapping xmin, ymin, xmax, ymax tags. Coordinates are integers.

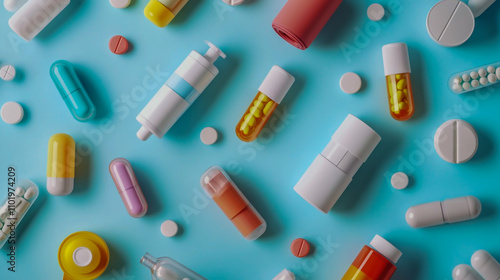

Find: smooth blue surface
<box><xmin>0</xmin><ymin>0</ymin><xmax>499</xmax><ymax>279</ymax></box>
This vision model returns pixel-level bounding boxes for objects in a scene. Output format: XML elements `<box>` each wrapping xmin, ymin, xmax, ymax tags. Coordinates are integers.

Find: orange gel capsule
<box><xmin>382</xmin><ymin>43</ymin><xmax>415</xmax><ymax>121</ymax></box>
<box><xmin>235</xmin><ymin>66</ymin><xmax>295</xmax><ymax>142</ymax></box>
<box><xmin>200</xmin><ymin>166</ymin><xmax>266</xmax><ymax>240</ymax></box>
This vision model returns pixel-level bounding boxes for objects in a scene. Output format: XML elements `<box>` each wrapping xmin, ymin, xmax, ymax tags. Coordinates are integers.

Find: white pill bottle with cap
<box><xmin>294</xmin><ymin>114</ymin><xmax>381</xmax><ymax>213</ymax></box>
<box><xmin>136</xmin><ymin>41</ymin><xmax>226</xmax><ymax>141</ymax></box>
<box><xmin>342</xmin><ymin>235</ymin><xmax>402</xmax><ymax>279</ymax></box>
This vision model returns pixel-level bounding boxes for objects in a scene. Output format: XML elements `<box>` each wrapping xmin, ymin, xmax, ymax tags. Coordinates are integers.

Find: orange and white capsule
<box><xmin>382</xmin><ymin>43</ymin><xmax>415</xmax><ymax>121</ymax></box>
<box><xmin>236</xmin><ymin>66</ymin><xmax>295</xmax><ymax>142</ymax></box>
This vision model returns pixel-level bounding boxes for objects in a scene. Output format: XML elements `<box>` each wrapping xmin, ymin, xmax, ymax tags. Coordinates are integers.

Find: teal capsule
<box><xmin>50</xmin><ymin>60</ymin><xmax>95</xmax><ymax>121</ymax></box>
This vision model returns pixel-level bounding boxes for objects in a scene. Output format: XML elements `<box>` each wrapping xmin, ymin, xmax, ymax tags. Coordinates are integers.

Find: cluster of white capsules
<box><xmin>0</xmin><ymin>180</ymin><xmax>39</xmax><ymax>247</ymax></box>
<box><xmin>451</xmin><ymin>63</ymin><xmax>500</xmax><ymax>93</ymax></box>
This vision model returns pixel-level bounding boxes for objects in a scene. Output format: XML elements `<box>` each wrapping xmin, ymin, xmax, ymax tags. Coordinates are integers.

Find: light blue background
<box><xmin>1</xmin><ymin>0</ymin><xmax>499</xmax><ymax>279</ymax></box>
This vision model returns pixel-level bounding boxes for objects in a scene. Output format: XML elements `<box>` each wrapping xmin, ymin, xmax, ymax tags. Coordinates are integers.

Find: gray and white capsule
<box><xmin>471</xmin><ymin>250</ymin><xmax>500</xmax><ymax>280</ymax></box>
<box><xmin>453</xmin><ymin>264</ymin><xmax>483</xmax><ymax>280</ymax></box>
<box><xmin>406</xmin><ymin>196</ymin><xmax>481</xmax><ymax>228</ymax></box>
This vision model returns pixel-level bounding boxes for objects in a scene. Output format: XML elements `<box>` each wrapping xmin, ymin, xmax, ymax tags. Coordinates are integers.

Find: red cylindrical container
<box><xmin>272</xmin><ymin>0</ymin><xmax>343</xmax><ymax>50</ymax></box>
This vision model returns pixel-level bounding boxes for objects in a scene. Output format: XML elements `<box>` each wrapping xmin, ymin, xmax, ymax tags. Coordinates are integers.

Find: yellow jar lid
<box><xmin>58</xmin><ymin>231</ymin><xmax>109</xmax><ymax>280</ymax></box>
<box><xmin>144</xmin><ymin>0</ymin><xmax>176</xmax><ymax>28</ymax></box>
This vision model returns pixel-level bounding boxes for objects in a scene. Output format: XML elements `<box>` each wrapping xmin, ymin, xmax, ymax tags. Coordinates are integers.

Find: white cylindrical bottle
<box><xmin>8</xmin><ymin>0</ymin><xmax>70</xmax><ymax>41</ymax></box>
<box><xmin>293</xmin><ymin>114</ymin><xmax>381</xmax><ymax>213</ymax></box>
<box><xmin>136</xmin><ymin>41</ymin><xmax>226</xmax><ymax>141</ymax></box>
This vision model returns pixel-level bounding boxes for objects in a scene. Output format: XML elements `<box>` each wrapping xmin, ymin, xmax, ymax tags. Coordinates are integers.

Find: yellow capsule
<box><xmin>398</xmin><ymin>102</ymin><xmax>406</xmax><ymax>110</ymax></box>
<box><xmin>250</xmin><ymin>106</ymin><xmax>262</xmax><ymax>118</ymax></box>
<box><xmin>263</xmin><ymin>101</ymin><xmax>274</xmax><ymax>115</ymax></box>
<box><xmin>390</xmin><ymin>98</ymin><xmax>394</xmax><ymax>105</ymax></box>
<box><xmin>397</xmin><ymin>91</ymin><xmax>403</xmax><ymax>102</ymax></box>
<box><xmin>244</xmin><ymin>114</ymin><xmax>256</xmax><ymax>126</ymax></box>
<box><xmin>396</xmin><ymin>74</ymin><xmax>401</xmax><ymax>80</ymax></box>
<box><xmin>241</xmin><ymin>124</ymin><xmax>250</xmax><ymax>135</ymax></box>
<box><xmin>258</xmin><ymin>93</ymin><xmax>270</xmax><ymax>102</ymax></box>
<box><xmin>397</xmin><ymin>79</ymin><xmax>407</xmax><ymax>90</ymax></box>
<box><xmin>47</xmin><ymin>133</ymin><xmax>75</xmax><ymax>196</ymax></box>
<box><xmin>403</xmin><ymin>89</ymin><xmax>408</xmax><ymax>95</ymax></box>
<box><xmin>253</xmin><ymin>100</ymin><xmax>264</xmax><ymax>110</ymax></box>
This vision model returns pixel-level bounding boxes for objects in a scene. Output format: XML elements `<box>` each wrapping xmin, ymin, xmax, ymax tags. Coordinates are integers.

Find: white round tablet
<box><xmin>453</xmin><ymin>76</ymin><xmax>462</xmax><ymax>84</ymax></box>
<box><xmin>470</xmin><ymin>71</ymin><xmax>479</xmax><ymax>80</ymax></box>
<box><xmin>339</xmin><ymin>72</ymin><xmax>362</xmax><ymax>94</ymax></box>
<box><xmin>200</xmin><ymin>127</ymin><xmax>218</xmax><ymax>145</ymax></box>
<box><xmin>222</xmin><ymin>0</ymin><xmax>244</xmax><ymax>5</ymax></box>
<box><xmin>462</xmin><ymin>82</ymin><xmax>471</xmax><ymax>90</ymax></box>
<box><xmin>488</xmin><ymin>73</ymin><xmax>497</xmax><ymax>84</ymax></box>
<box><xmin>462</xmin><ymin>73</ymin><xmax>471</xmax><ymax>82</ymax></box>
<box><xmin>427</xmin><ymin>0</ymin><xmax>475</xmax><ymax>47</ymax></box>
<box><xmin>471</xmin><ymin>80</ymin><xmax>479</xmax><ymax>87</ymax></box>
<box><xmin>487</xmin><ymin>66</ymin><xmax>495</xmax><ymax>74</ymax></box>
<box><xmin>0</xmin><ymin>65</ymin><xmax>16</xmax><ymax>81</ymax></box>
<box><xmin>391</xmin><ymin>172</ymin><xmax>409</xmax><ymax>190</ymax></box>
<box><xmin>478</xmin><ymin>68</ymin><xmax>487</xmax><ymax>77</ymax></box>
<box><xmin>434</xmin><ymin>119</ymin><xmax>478</xmax><ymax>164</ymax></box>
<box><xmin>1</xmin><ymin>102</ymin><xmax>24</xmax><ymax>124</ymax></box>
<box><xmin>452</xmin><ymin>84</ymin><xmax>462</xmax><ymax>92</ymax></box>
<box><xmin>161</xmin><ymin>220</ymin><xmax>179</xmax><ymax>237</ymax></box>
<box><xmin>367</xmin><ymin>3</ymin><xmax>385</xmax><ymax>21</ymax></box>
<box><xmin>496</xmin><ymin>67</ymin><xmax>500</xmax><ymax>79</ymax></box>
<box><xmin>480</xmin><ymin>77</ymin><xmax>488</xmax><ymax>85</ymax></box>
<box><xmin>109</xmin><ymin>0</ymin><xmax>130</xmax><ymax>8</ymax></box>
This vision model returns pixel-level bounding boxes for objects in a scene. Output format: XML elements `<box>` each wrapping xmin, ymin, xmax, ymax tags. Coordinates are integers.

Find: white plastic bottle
<box><xmin>136</xmin><ymin>41</ymin><xmax>226</xmax><ymax>141</ymax></box>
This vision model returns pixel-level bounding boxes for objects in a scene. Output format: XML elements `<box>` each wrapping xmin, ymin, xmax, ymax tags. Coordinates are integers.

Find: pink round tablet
<box><xmin>109</xmin><ymin>35</ymin><xmax>129</xmax><ymax>55</ymax></box>
<box><xmin>290</xmin><ymin>238</ymin><xmax>310</xmax><ymax>258</ymax></box>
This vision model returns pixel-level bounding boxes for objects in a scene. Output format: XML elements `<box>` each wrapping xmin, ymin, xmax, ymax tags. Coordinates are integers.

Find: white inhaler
<box><xmin>136</xmin><ymin>41</ymin><xmax>226</xmax><ymax>141</ymax></box>
<box><xmin>141</xmin><ymin>253</ymin><xmax>207</xmax><ymax>280</ymax></box>
<box><xmin>294</xmin><ymin>114</ymin><xmax>381</xmax><ymax>213</ymax></box>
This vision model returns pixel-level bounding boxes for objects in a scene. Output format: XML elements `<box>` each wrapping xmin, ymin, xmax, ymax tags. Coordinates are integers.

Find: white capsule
<box><xmin>488</xmin><ymin>73</ymin><xmax>497</xmax><ymax>84</ymax></box>
<box><xmin>23</xmin><ymin>186</ymin><xmax>37</xmax><ymax>200</ymax></box>
<box><xmin>470</xmin><ymin>71</ymin><xmax>479</xmax><ymax>80</ymax></box>
<box><xmin>487</xmin><ymin>66</ymin><xmax>495</xmax><ymax>74</ymax></box>
<box><xmin>454</xmin><ymin>76</ymin><xmax>463</xmax><ymax>84</ymax></box>
<box><xmin>471</xmin><ymin>250</ymin><xmax>500</xmax><ymax>280</ymax></box>
<box><xmin>462</xmin><ymin>73</ymin><xmax>471</xmax><ymax>82</ymax></box>
<box><xmin>478</xmin><ymin>68</ymin><xmax>487</xmax><ymax>77</ymax></box>
<box><xmin>0</xmin><ymin>231</ymin><xmax>6</xmax><ymax>242</ymax></box>
<box><xmin>453</xmin><ymin>264</ymin><xmax>483</xmax><ymax>280</ymax></box>
<box><xmin>463</xmin><ymin>82</ymin><xmax>471</xmax><ymax>90</ymax></box>
<box><xmin>406</xmin><ymin>196</ymin><xmax>481</xmax><ymax>228</ymax></box>
<box><xmin>480</xmin><ymin>77</ymin><xmax>488</xmax><ymax>85</ymax></box>
<box><xmin>15</xmin><ymin>197</ymin><xmax>30</xmax><ymax>215</ymax></box>
<box><xmin>471</xmin><ymin>80</ymin><xmax>479</xmax><ymax>88</ymax></box>
<box><xmin>14</xmin><ymin>187</ymin><xmax>25</xmax><ymax>197</ymax></box>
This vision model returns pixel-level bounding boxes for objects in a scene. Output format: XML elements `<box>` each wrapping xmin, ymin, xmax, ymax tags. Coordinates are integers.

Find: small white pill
<box><xmin>462</xmin><ymin>82</ymin><xmax>471</xmax><ymax>90</ymax></box>
<box><xmin>471</xmin><ymin>250</ymin><xmax>500</xmax><ymax>280</ymax></box>
<box><xmin>452</xmin><ymin>84</ymin><xmax>463</xmax><ymax>92</ymax></box>
<box><xmin>0</xmin><ymin>65</ymin><xmax>16</xmax><ymax>81</ymax></box>
<box><xmin>109</xmin><ymin>0</ymin><xmax>130</xmax><ymax>8</ymax></box>
<box><xmin>487</xmin><ymin>66</ymin><xmax>495</xmax><ymax>74</ymax></box>
<box><xmin>15</xmin><ymin>198</ymin><xmax>30</xmax><ymax>215</ymax></box>
<box><xmin>161</xmin><ymin>220</ymin><xmax>179</xmax><ymax>237</ymax></box>
<box><xmin>0</xmin><ymin>205</ymin><xmax>7</xmax><ymax>220</ymax></box>
<box><xmin>478</xmin><ymin>68</ymin><xmax>487</xmax><ymax>77</ymax></box>
<box><xmin>470</xmin><ymin>71</ymin><xmax>479</xmax><ymax>80</ymax></box>
<box><xmin>471</xmin><ymin>80</ymin><xmax>479</xmax><ymax>87</ymax></box>
<box><xmin>1</xmin><ymin>102</ymin><xmax>24</xmax><ymax>125</ymax></box>
<box><xmin>462</xmin><ymin>73</ymin><xmax>471</xmax><ymax>82</ymax></box>
<box><xmin>488</xmin><ymin>73</ymin><xmax>497</xmax><ymax>84</ymax></box>
<box><xmin>453</xmin><ymin>76</ymin><xmax>462</xmax><ymax>84</ymax></box>
<box><xmin>434</xmin><ymin>119</ymin><xmax>478</xmax><ymax>164</ymax></box>
<box><xmin>453</xmin><ymin>264</ymin><xmax>483</xmax><ymax>280</ymax></box>
<box><xmin>222</xmin><ymin>0</ymin><xmax>244</xmax><ymax>5</ymax></box>
<box><xmin>200</xmin><ymin>127</ymin><xmax>218</xmax><ymax>145</ymax></box>
<box><xmin>0</xmin><ymin>231</ymin><xmax>6</xmax><ymax>242</ymax></box>
<box><xmin>340</xmin><ymin>72</ymin><xmax>362</xmax><ymax>94</ymax></box>
<box><xmin>496</xmin><ymin>67</ymin><xmax>500</xmax><ymax>80</ymax></box>
<box><xmin>391</xmin><ymin>172</ymin><xmax>409</xmax><ymax>190</ymax></box>
<box><xmin>14</xmin><ymin>187</ymin><xmax>25</xmax><ymax>197</ymax></box>
<box><xmin>367</xmin><ymin>3</ymin><xmax>385</xmax><ymax>21</ymax></box>
<box><xmin>480</xmin><ymin>77</ymin><xmax>488</xmax><ymax>85</ymax></box>
<box><xmin>23</xmin><ymin>187</ymin><xmax>37</xmax><ymax>200</ymax></box>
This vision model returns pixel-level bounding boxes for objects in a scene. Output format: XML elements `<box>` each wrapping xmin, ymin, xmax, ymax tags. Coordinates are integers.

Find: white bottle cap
<box><xmin>382</xmin><ymin>43</ymin><xmax>411</xmax><ymax>76</ymax></box>
<box><xmin>258</xmin><ymin>66</ymin><xmax>295</xmax><ymax>104</ymax></box>
<box><xmin>73</xmin><ymin>247</ymin><xmax>93</xmax><ymax>267</ymax></box>
<box><xmin>370</xmin><ymin>235</ymin><xmax>402</xmax><ymax>264</ymax></box>
<box><xmin>331</xmin><ymin>114</ymin><xmax>381</xmax><ymax>162</ymax></box>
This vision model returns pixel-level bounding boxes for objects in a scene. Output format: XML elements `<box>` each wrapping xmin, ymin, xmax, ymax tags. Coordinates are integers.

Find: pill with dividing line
<box><xmin>434</xmin><ymin>119</ymin><xmax>478</xmax><ymax>164</ymax></box>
